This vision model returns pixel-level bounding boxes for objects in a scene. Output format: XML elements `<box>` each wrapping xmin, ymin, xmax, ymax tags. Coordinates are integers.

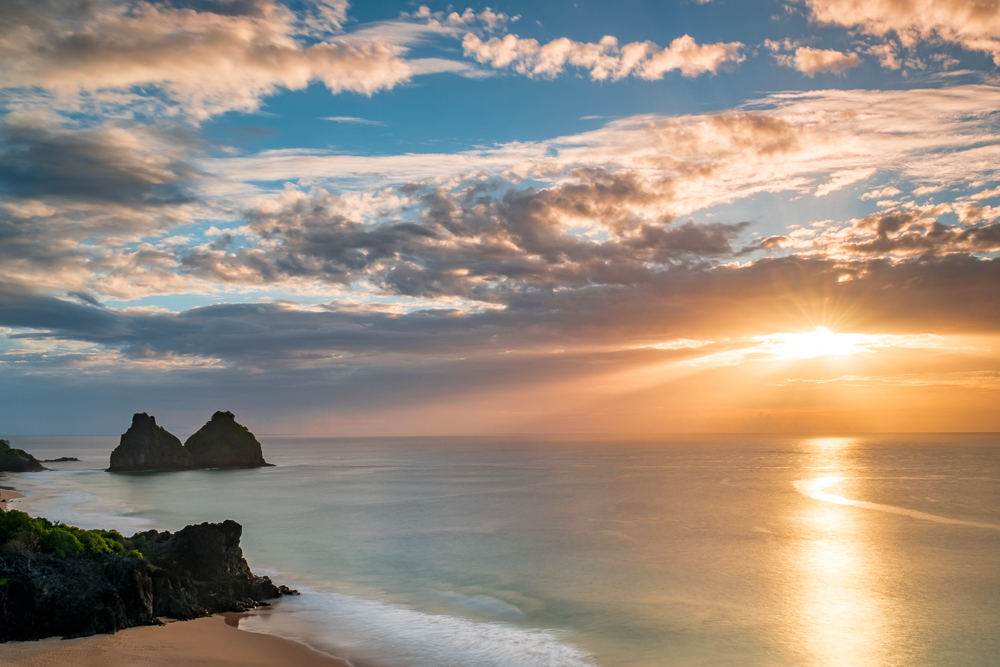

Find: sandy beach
<box><xmin>0</xmin><ymin>614</ymin><xmax>353</xmax><ymax>667</ymax></box>
<box><xmin>0</xmin><ymin>487</ymin><xmax>24</xmax><ymax>510</ymax></box>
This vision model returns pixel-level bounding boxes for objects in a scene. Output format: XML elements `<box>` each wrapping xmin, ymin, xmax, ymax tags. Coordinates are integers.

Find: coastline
<box><xmin>0</xmin><ymin>613</ymin><xmax>353</xmax><ymax>667</ymax></box>
<box><xmin>0</xmin><ymin>487</ymin><xmax>24</xmax><ymax>510</ymax></box>
<box><xmin>0</xmin><ymin>474</ymin><xmax>356</xmax><ymax>667</ymax></box>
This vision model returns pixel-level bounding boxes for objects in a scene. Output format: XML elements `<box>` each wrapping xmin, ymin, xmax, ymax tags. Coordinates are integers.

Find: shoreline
<box><xmin>0</xmin><ymin>487</ymin><xmax>24</xmax><ymax>510</ymax></box>
<box><xmin>0</xmin><ymin>613</ymin><xmax>354</xmax><ymax>667</ymax></box>
<box><xmin>0</xmin><ymin>474</ymin><xmax>358</xmax><ymax>667</ymax></box>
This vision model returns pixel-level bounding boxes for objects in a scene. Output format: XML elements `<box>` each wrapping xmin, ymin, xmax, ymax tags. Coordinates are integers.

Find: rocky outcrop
<box><xmin>0</xmin><ymin>439</ymin><xmax>46</xmax><ymax>472</ymax></box>
<box><xmin>0</xmin><ymin>551</ymin><xmax>155</xmax><ymax>640</ymax></box>
<box><xmin>184</xmin><ymin>412</ymin><xmax>270</xmax><ymax>469</ymax></box>
<box><xmin>108</xmin><ymin>413</ymin><xmax>195</xmax><ymax>472</ymax></box>
<box><xmin>0</xmin><ymin>520</ymin><xmax>295</xmax><ymax>641</ymax></box>
<box><xmin>132</xmin><ymin>520</ymin><xmax>290</xmax><ymax>618</ymax></box>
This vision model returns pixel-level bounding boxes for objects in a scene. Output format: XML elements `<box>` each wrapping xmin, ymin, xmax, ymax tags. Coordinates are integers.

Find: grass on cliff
<box><xmin>0</xmin><ymin>509</ymin><xmax>143</xmax><ymax>559</ymax></box>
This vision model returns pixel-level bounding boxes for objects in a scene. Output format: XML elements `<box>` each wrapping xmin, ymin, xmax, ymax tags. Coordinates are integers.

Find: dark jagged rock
<box><xmin>132</xmin><ymin>520</ymin><xmax>283</xmax><ymax>618</ymax></box>
<box><xmin>0</xmin><ymin>552</ymin><xmax>155</xmax><ymax>640</ymax></box>
<box><xmin>0</xmin><ymin>439</ymin><xmax>46</xmax><ymax>472</ymax></box>
<box><xmin>41</xmin><ymin>457</ymin><xmax>80</xmax><ymax>463</ymax></box>
<box><xmin>108</xmin><ymin>413</ymin><xmax>194</xmax><ymax>472</ymax></box>
<box><xmin>184</xmin><ymin>411</ymin><xmax>270</xmax><ymax>469</ymax></box>
<box><xmin>0</xmin><ymin>520</ymin><xmax>294</xmax><ymax>642</ymax></box>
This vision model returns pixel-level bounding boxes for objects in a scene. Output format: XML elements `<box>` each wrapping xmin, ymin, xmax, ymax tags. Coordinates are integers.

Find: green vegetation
<box><xmin>0</xmin><ymin>508</ymin><xmax>143</xmax><ymax>559</ymax></box>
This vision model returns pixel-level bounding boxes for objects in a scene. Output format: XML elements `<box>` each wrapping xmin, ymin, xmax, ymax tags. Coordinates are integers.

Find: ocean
<box><xmin>4</xmin><ymin>433</ymin><xmax>999</xmax><ymax>667</ymax></box>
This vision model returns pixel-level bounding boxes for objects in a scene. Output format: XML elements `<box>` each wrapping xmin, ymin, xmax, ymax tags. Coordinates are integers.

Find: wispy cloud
<box><xmin>323</xmin><ymin>116</ymin><xmax>387</xmax><ymax>126</ymax></box>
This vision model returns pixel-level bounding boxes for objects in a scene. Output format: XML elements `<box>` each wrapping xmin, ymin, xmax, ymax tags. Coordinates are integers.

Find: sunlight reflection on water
<box><xmin>792</xmin><ymin>438</ymin><xmax>896</xmax><ymax>667</ymax></box>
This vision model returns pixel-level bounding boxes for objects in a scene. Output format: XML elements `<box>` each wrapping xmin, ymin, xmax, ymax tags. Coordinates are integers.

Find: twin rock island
<box><xmin>109</xmin><ymin>411</ymin><xmax>271</xmax><ymax>472</ymax></box>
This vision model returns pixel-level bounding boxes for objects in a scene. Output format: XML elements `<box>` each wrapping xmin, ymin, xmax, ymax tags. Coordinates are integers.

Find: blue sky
<box><xmin>1</xmin><ymin>0</ymin><xmax>1000</xmax><ymax>435</ymax></box>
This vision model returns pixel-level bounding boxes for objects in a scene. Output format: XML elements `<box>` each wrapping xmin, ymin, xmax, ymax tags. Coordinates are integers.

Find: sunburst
<box><xmin>761</xmin><ymin>327</ymin><xmax>869</xmax><ymax>360</ymax></box>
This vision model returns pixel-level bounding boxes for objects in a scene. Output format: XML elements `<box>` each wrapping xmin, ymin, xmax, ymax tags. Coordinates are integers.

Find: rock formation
<box><xmin>0</xmin><ymin>519</ymin><xmax>295</xmax><ymax>641</ymax></box>
<box><xmin>108</xmin><ymin>413</ymin><xmax>195</xmax><ymax>472</ymax></box>
<box><xmin>184</xmin><ymin>411</ymin><xmax>270</xmax><ymax>469</ymax></box>
<box><xmin>0</xmin><ymin>439</ymin><xmax>46</xmax><ymax>472</ymax></box>
<box><xmin>132</xmin><ymin>520</ymin><xmax>289</xmax><ymax>618</ymax></box>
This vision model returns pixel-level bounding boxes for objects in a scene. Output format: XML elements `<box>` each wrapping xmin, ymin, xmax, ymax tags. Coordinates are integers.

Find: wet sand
<box><xmin>0</xmin><ymin>487</ymin><xmax>25</xmax><ymax>510</ymax></box>
<box><xmin>0</xmin><ymin>614</ymin><xmax>354</xmax><ymax>667</ymax></box>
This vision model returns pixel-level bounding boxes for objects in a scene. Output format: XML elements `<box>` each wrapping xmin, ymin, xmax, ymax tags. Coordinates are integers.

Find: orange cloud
<box><xmin>802</xmin><ymin>0</ymin><xmax>1000</xmax><ymax>64</ymax></box>
<box><xmin>790</xmin><ymin>47</ymin><xmax>862</xmax><ymax>76</ymax></box>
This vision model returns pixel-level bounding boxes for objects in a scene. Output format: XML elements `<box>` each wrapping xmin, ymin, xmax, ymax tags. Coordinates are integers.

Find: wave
<box><xmin>242</xmin><ymin>587</ymin><xmax>594</xmax><ymax>667</ymax></box>
<box><xmin>7</xmin><ymin>471</ymin><xmax>156</xmax><ymax>533</ymax></box>
<box><xmin>794</xmin><ymin>477</ymin><xmax>1000</xmax><ymax>530</ymax></box>
<box><xmin>11</xmin><ymin>471</ymin><xmax>594</xmax><ymax>667</ymax></box>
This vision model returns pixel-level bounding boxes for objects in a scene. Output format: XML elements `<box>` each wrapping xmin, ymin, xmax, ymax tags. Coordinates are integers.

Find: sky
<box><xmin>1</xmin><ymin>0</ymin><xmax>999</xmax><ymax>435</ymax></box>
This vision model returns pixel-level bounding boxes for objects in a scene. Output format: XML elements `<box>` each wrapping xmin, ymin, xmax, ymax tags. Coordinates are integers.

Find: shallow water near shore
<box><xmin>5</xmin><ymin>434</ymin><xmax>1000</xmax><ymax>667</ymax></box>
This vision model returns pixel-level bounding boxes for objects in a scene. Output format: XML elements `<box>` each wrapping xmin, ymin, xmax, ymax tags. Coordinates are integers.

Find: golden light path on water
<box><xmin>791</xmin><ymin>437</ymin><xmax>894</xmax><ymax>667</ymax></box>
<box><xmin>790</xmin><ymin>437</ymin><xmax>1000</xmax><ymax>667</ymax></box>
<box><xmin>794</xmin><ymin>477</ymin><xmax>1000</xmax><ymax>531</ymax></box>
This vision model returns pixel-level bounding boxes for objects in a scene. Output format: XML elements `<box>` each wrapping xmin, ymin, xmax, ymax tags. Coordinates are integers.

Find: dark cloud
<box><xmin>842</xmin><ymin>212</ymin><xmax>1000</xmax><ymax>256</ymax></box>
<box><xmin>0</xmin><ymin>282</ymin><xmax>126</xmax><ymax>337</ymax></box>
<box><xmin>0</xmin><ymin>116</ymin><xmax>201</xmax><ymax>205</ymax></box>
<box><xmin>180</xmin><ymin>173</ymin><xmax>748</xmax><ymax>300</ymax></box>
<box><xmin>3</xmin><ymin>253</ymin><xmax>999</xmax><ymax>370</ymax></box>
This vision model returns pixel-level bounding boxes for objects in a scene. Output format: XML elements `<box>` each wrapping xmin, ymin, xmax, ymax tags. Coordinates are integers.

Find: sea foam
<box><xmin>242</xmin><ymin>587</ymin><xmax>594</xmax><ymax>667</ymax></box>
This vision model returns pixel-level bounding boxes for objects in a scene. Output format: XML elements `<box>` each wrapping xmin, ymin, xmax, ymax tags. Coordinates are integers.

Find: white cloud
<box><xmin>462</xmin><ymin>32</ymin><xmax>744</xmax><ymax>80</ymax></box>
<box><xmin>815</xmin><ymin>168</ymin><xmax>877</xmax><ymax>196</ymax></box>
<box><xmin>204</xmin><ymin>85</ymin><xmax>1000</xmax><ymax>222</ymax></box>
<box><xmin>323</xmin><ymin>116</ymin><xmax>386</xmax><ymax>125</ymax></box>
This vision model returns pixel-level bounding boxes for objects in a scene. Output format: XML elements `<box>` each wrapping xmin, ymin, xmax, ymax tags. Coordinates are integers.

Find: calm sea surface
<box><xmin>4</xmin><ymin>434</ymin><xmax>999</xmax><ymax>667</ymax></box>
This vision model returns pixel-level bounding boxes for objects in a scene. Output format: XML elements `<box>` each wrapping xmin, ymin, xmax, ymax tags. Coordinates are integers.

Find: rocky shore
<box><xmin>0</xmin><ymin>440</ymin><xmax>45</xmax><ymax>473</ymax></box>
<box><xmin>0</xmin><ymin>518</ymin><xmax>296</xmax><ymax>642</ymax></box>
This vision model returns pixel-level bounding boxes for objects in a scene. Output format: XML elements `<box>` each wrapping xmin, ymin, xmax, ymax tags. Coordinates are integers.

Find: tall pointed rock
<box><xmin>184</xmin><ymin>411</ymin><xmax>270</xmax><ymax>469</ymax></box>
<box><xmin>108</xmin><ymin>413</ymin><xmax>195</xmax><ymax>472</ymax></box>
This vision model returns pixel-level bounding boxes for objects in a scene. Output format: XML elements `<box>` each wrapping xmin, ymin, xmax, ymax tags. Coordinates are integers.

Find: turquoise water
<box><xmin>5</xmin><ymin>434</ymin><xmax>1000</xmax><ymax>667</ymax></box>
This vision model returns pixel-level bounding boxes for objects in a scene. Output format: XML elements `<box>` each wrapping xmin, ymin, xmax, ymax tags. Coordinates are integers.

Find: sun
<box><xmin>762</xmin><ymin>327</ymin><xmax>868</xmax><ymax>360</ymax></box>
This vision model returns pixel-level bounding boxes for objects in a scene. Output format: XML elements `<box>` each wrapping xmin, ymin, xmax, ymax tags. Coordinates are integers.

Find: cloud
<box><xmin>0</xmin><ymin>0</ymin><xmax>415</xmax><ymax>118</ymax></box>
<box><xmin>861</xmin><ymin>186</ymin><xmax>902</xmax><ymax>200</ymax></box>
<box><xmin>814</xmin><ymin>167</ymin><xmax>877</xmax><ymax>196</ymax></box>
<box><xmin>172</xmin><ymin>168</ymin><xmax>750</xmax><ymax>302</ymax></box>
<box><xmin>3</xmin><ymin>81</ymin><xmax>1000</xmax><ymax>433</ymax></box>
<box><xmin>208</xmin><ymin>84</ymin><xmax>1000</xmax><ymax>200</ymax></box>
<box><xmin>4</xmin><ymin>253</ymin><xmax>1000</xmax><ymax>379</ymax></box>
<box><xmin>323</xmin><ymin>116</ymin><xmax>386</xmax><ymax>125</ymax></box>
<box><xmin>801</xmin><ymin>0</ymin><xmax>1000</xmax><ymax>64</ymax></box>
<box><xmin>787</xmin><ymin>47</ymin><xmax>862</xmax><ymax>76</ymax></box>
<box><xmin>0</xmin><ymin>113</ymin><xmax>201</xmax><ymax>204</ymax></box>
<box><xmin>462</xmin><ymin>32</ymin><xmax>744</xmax><ymax>80</ymax></box>
<box><xmin>867</xmin><ymin>43</ymin><xmax>901</xmax><ymax>69</ymax></box>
